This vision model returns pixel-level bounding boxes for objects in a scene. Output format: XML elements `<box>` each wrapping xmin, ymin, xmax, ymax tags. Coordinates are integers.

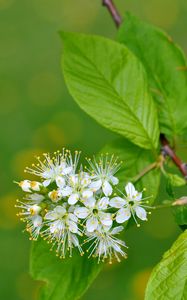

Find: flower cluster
<box><xmin>15</xmin><ymin>149</ymin><xmax>151</xmax><ymax>263</ymax></box>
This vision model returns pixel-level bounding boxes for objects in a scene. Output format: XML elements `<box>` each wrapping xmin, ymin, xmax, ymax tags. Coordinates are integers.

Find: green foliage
<box><xmin>30</xmin><ymin>239</ymin><xmax>102</xmax><ymax>300</ymax></box>
<box><xmin>118</xmin><ymin>12</ymin><xmax>187</xmax><ymax>139</ymax></box>
<box><xmin>145</xmin><ymin>230</ymin><xmax>187</xmax><ymax>300</ymax></box>
<box><xmin>60</xmin><ymin>31</ymin><xmax>159</xmax><ymax>150</ymax></box>
<box><xmin>166</xmin><ymin>173</ymin><xmax>186</xmax><ymax>187</ymax></box>
<box><xmin>174</xmin><ymin>206</ymin><xmax>187</xmax><ymax>227</ymax></box>
<box><xmin>102</xmin><ymin>138</ymin><xmax>161</xmax><ymax>204</ymax></box>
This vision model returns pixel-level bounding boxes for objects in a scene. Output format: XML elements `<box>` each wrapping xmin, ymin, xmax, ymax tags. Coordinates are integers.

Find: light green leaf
<box><xmin>101</xmin><ymin>138</ymin><xmax>161</xmax><ymax>204</ymax></box>
<box><xmin>145</xmin><ymin>230</ymin><xmax>187</xmax><ymax>300</ymax></box>
<box><xmin>167</xmin><ymin>173</ymin><xmax>186</xmax><ymax>187</ymax></box>
<box><xmin>60</xmin><ymin>31</ymin><xmax>159</xmax><ymax>150</ymax></box>
<box><xmin>30</xmin><ymin>239</ymin><xmax>102</xmax><ymax>300</ymax></box>
<box><xmin>174</xmin><ymin>205</ymin><xmax>187</xmax><ymax>227</ymax></box>
<box><xmin>118</xmin><ymin>12</ymin><xmax>187</xmax><ymax>138</ymax></box>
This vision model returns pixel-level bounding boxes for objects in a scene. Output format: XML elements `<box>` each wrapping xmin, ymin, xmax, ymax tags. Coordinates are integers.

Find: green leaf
<box><xmin>30</xmin><ymin>239</ymin><xmax>102</xmax><ymax>300</ymax></box>
<box><xmin>145</xmin><ymin>230</ymin><xmax>187</xmax><ymax>300</ymax></box>
<box><xmin>167</xmin><ymin>173</ymin><xmax>186</xmax><ymax>187</ymax></box>
<box><xmin>101</xmin><ymin>138</ymin><xmax>161</xmax><ymax>204</ymax></box>
<box><xmin>118</xmin><ymin>12</ymin><xmax>187</xmax><ymax>138</ymax></box>
<box><xmin>60</xmin><ymin>31</ymin><xmax>159</xmax><ymax>150</ymax></box>
<box><xmin>174</xmin><ymin>206</ymin><xmax>187</xmax><ymax>227</ymax></box>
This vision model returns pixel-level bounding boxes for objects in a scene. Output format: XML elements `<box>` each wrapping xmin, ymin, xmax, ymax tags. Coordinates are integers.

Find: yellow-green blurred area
<box><xmin>1</xmin><ymin>0</ymin><xmax>187</xmax><ymax>299</ymax></box>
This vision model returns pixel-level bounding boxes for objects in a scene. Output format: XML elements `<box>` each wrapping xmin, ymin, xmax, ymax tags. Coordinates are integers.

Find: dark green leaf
<box><xmin>145</xmin><ymin>230</ymin><xmax>187</xmax><ymax>300</ymax></box>
<box><xmin>60</xmin><ymin>32</ymin><xmax>159</xmax><ymax>150</ymax></box>
<box><xmin>118</xmin><ymin>12</ymin><xmax>187</xmax><ymax>138</ymax></box>
<box><xmin>30</xmin><ymin>239</ymin><xmax>102</xmax><ymax>300</ymax></box>
<box><xmin>174</xmin><ymin>206</ymin><xmax>187</xmax><ymax>227</ymax></box>
<box><xmin>101</xmin><ymin>138</ymin><xmax>161</xmax><ymax>204</ymax></box>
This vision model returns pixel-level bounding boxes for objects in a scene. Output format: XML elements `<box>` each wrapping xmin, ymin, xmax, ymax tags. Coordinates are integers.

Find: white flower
<box><xmin>25</xmin><ymin>150</ymin><xmax>80</xmax><ymax>187</ymax></box>
<box><xmin>74</xmin><ymin>196</ymin><xmax>112</xmax><ymax>232</ymax></box>
<box><xmin>65</xmin><ymin>172</ymin><xmax>93</xmax><ymax>205</ymax></box>
<box><xmin>15</xmin><ymin>200</ymin><xmax>43</xmax><ymax>239</ymax></box>
<box><xmin>84</xmin><ymin>225</ymin><xmax>127</xmax><ymax>263</ymax></box>
<box><xmin>18</xmin><ymin>180</ymin><xmax>31</xmax><ymax>192</ymax></box>
<box><xmin>87</xmin><ymin>154</ymin><xmax>121</xmax><ymax>196</ymax></box>
<box><xmin>42</xmin><ymin>205</ymin><xmax>83</xmax><ymax>258</ymax></box>
<box><xmin>110</xmin><ymin>182</ymin><xmax>148</xmax><ymax>226</ymax></box>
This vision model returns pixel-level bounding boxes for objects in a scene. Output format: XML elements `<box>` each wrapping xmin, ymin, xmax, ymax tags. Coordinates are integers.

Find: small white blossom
<box><xmin>110</xmin><ymin>182</ymin><xmax>148</xmax><ymax>226</ymax></box>
<box><xmin>41</xmin><ymin>205</ymin><xmax>83</xmax><ymax>258</ymax></box>
<box><xmin>84</xmin><ymin>225</ymin><xmax>127</xmax><ymax>263</ymax></box>
<box><xmin>64</xmin><ymin>172</ymin><xmax>93</xmax><ymax>205</ymax></box>
<box><xmin>87</xmin><ymin>154</ymin><xmax>121</xmax><ymax>196</ymax></box>
<box><xmin>74</xmin><ymin>196</ymin><xmax>112</xmax><ymax>232</ymax></box>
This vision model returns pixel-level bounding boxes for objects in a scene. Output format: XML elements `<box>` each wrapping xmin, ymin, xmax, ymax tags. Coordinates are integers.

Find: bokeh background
<box><xmin>1</xmin><ymin>0</ymin><xmax>187</xmax><ymax>299</ymax></box>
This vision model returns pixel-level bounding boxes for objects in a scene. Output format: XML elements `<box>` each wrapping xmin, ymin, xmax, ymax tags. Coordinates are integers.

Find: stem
<box><xmin>160</xmin><ymin>134</ymin><xmax>187</xmax><ymax>178</ymax></box>
<box><xmin>102</xmin><ymin>0</ymin><xmax>122</xmax><ymax>27</ymax></box>
<box><xmin>132</xmin><ymin>162</ymin><xmax>157</xmax><ymax>183</ymax></box>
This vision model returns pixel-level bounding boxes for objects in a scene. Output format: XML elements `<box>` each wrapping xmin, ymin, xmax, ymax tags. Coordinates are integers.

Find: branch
<box><xmin>102</xmin><ymin>0</ymin><xmax>187</xmax><ymax>180</ymax></box>
<box><xmin>160</xmin><ymin>134</ymin><xmax>187</xmax><ymax>178</ymax></box>
<box><xmin>102</xmin><ymin>0</ymin><xmax>122</xmax><ymax>27</ymax></box>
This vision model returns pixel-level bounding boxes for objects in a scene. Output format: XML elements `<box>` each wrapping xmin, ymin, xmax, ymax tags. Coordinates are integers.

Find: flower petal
<box><xmin>74</xmin><ymin>207</ymin><xmax>89</xmax><ymax>219</ymax></box>
<box><xmin>62</xmin><ymin>166</ymin><xmax>73</xmax><ymax>175</ymax></box>
<box><xmin>82</xmin><ymin>189</ymin><xmax>93</xmax><ymax>199</ymax></box>
<box><xmin>83</xmin><ymin>197</ymin><xmax>96</xmax><ymax>208</ymax></box>
<box><xmin>89</xmin><ymin>179</ymin><xmax>102</xmax><ymax>191</ymax></box>
<box><xmin>110</xmin><ymin>176</ymin><xmax>119</xmax><ymax>185</ymax></box>
<box><xmin>54</xmin><ymin>206</ymin><xmax>66</xmax><ymax>217</ymax></box>
<box><xmin>109</xmin><ymin>197</ymin><xmax>126</xmax><ymax>208</ymax></box>
<box><xmin>99</xmin><ymin>212</ymin><xmax>113</xmax><ymax>226</ymax></box>
<box><xmin>86</xmin><ymin>217</ymin><xmax>98</xmax><ymax>232</ymax></box>
<box><xmin>103</xmin><ymin>180</ymin><xmax>112</xmax><ymax>196</ymax></box>
<box><xmin>32</xmin><ymin>215</ymin><xmax>42</xmax><ymax>227</ymax></box>
<box><xmin>56</xmin><ymin>176</ymin><xmax>66</xmax><ymax>188</ymax></box>
<box><xmin>125</xmin><ymin>182</ymin><xmax>136</xmax><ymax>198</ymax></box>
<box><xmin>111</xmin><ymin>226</ymin><xmax>124</xmax><ymax>235</ymax></box>
<box><xmin>97</xmin><ymin>197</ymin><xmax>109</xmax><ymax>210</ymax></box>
<box><xmin>43</xmin><ymin>179</ymin><xmax>51</xmax><ymax>187</ymax></box>
<box><xmin>116</xmin><ymin>208</ymin><xmax>131</xmax><ymax>223</ymax></box>
<box><xmin>68</xmin><ymin>193</ymin><xmax>79</xmax><ymax>205</ymax></box>
<box><xmin>59</xmin><ymin>186</ymin><xmax>72</xmax><ymax>197</ymax></box>
<box><xmin>134</xmin><ymin>206</ymin><xmax>147</xmax><ymax>220</ymax></box>
<box><xmin>68</xmin><ymin>220</ymin><xmax>78</xmax><ymax>233</ymax></box>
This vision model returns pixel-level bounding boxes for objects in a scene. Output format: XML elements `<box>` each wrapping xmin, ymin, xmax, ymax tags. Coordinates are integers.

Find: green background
<box><xmin>0</xmin><ymin>0</ymin><xmax>187</xmax><ymax>299</ymax></box>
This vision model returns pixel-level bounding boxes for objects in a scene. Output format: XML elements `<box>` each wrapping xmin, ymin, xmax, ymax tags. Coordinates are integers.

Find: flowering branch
<box><xmin>102</xmin><ymin>0</ymin><xmax>187</xmax><ymax>180</ymax></box>
<box><xmin>102</xmin><ymin>0</ymin><xmax>122</xmax><ymax>27</ymax></box>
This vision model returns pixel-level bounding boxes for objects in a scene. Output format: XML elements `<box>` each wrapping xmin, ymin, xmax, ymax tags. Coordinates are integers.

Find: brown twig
<box><xmin>102</xmin><ymin>0</ymin><xmax>122</xmax><ymax>27</ymax></box>
<box><xmin>160</xmin><ymin>134</ymin><xmax>187</xmax><ymax>178</ymax></box>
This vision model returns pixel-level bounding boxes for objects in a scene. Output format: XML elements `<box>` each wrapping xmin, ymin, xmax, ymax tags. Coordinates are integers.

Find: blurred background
<box><xmin>1</xmin><ymin>0</ymin><xmax>187</xmax><ymax>299</ymax></box>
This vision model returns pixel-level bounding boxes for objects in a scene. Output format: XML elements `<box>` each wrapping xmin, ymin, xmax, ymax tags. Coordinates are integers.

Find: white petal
<box><xmin>32</xmin><ymin>215</ymin><xmax>42</xmax><ymax>227</ymax></box>
<box><xmin>110</xmin><ymin>176</ymin><xmax>119</xmax><ymax>185</ymax></box>
<box><xmin>82</xmin><ymin>189</ymin><xmax>93</xmax><ymax>199</ymax></box>
<box><xmin>111</xmin><ymin>226</ymin><xmax>124</xmax><ymax>235</ymax></box>
<box><xmin>83</xmin><ymin>197</ymin><xmax>96</xmax><ymax>208</ymax></box>
<box><xmin>62</xmin><ymin>166</ymin><xmax>73</xmax><ymax>175</ymax></box>
<box><xmin>59</xmin><ymin>186</ymin><xmax>72</xmax><ymax>197</ymax></box>
<box><xmin>68</xmin><ymin>193</ymin><xmax>79</xmax><ymax>205</ymax></box>
<box><xmin>68</xmin><ymin>221</ymin><xmax>78</xmax><ymax>233</ymax></box>
<box><xmin>68</xmin><ymin>213</ymin><xmax>78</xmax><ymax>223</ymax></box>
<box><xmin>69</xmin><ymin>175</ymin><xmax>78</xmax><ymax>185</ymax></box>
<box><xmin>116</xmin><ymin>208</ymin><xmax>131</xmax><ymax>223</ymax></box>
<box><xmin>86</xmin><ymin>217</ymin><xmax>98</xmax><ymax>232</ymax></box>
<box><xmin>30</xmin><ymin>181</ymin><xmax>42</xmax><ymax>192</ymax></box>
<box><xmin>134</xmin><ymin>192</ymin><xmax>142</xmax><ymax>201</ymax></box>
<box><xmin>103</xmin><ymin>180</ymin><xmax>112</xmax><ymax>196</ymax></box>
<box><xmin>99</xmin><ymin>212</ymin><xmax>113</xmax><ymax>226</ymax></box>
<box><xmin>71</xmin><ymin>234</ymin><xmax>80</xmax><ymax>247</ymax></box>
<box><xmin>74</xmin><ymin>207</ymin><xmax>89</xmax><ymax>219</ymax></box>
<box><xmin>56</xmin><ymin>176</ymin><xmax>65</xmax><ymax>188</ymax></box>
<box><xmin>125</xmin><ymin>182</ymin><xmax>136</xmax><ymax>198</ymax></box>
<box><xmin>109</xmin><ymin>197</ymin><xmax>126</xmax><ymax>208</ymax></box>
<box><xmin>97</xmin><ymin>197</ymin><xmax>109</xmax><ymax>210</ymax></box>
<box><xmin>54</xmin><ymin>206</ymin><xmax>66</xmax><ymax>217</ymax></box>
<box><xmin>28</xmin><ymin>193</ymin><xmax>44</xmax><ymax>202</ymax></box>
<box><xmin>43</xmin><ymin>179</ymin><xmax>51</xmax><ymax>187</ymax></box>
<box><xmin>50</xmin><ymin>220</ymin><xmax>64</xmax><ymax>233</ymax></box>
<box><xmin>89</xmin><ymin>179</ymin><xmax>102</xmax><ymax>191</ymax></box>
<box><xmin>134</xmin><ymin>206</ymin><xmax>147</xmax><ymax>220</ymax></box>
<box><xmin>19</xmin><ymin>180</ymin><xmax>31</xmax><ymax>192</ymax></box>
<box><xmin>45</xmin><ymin>211</ymin><xmax>58</xmax><ymax>220</ymax></box>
